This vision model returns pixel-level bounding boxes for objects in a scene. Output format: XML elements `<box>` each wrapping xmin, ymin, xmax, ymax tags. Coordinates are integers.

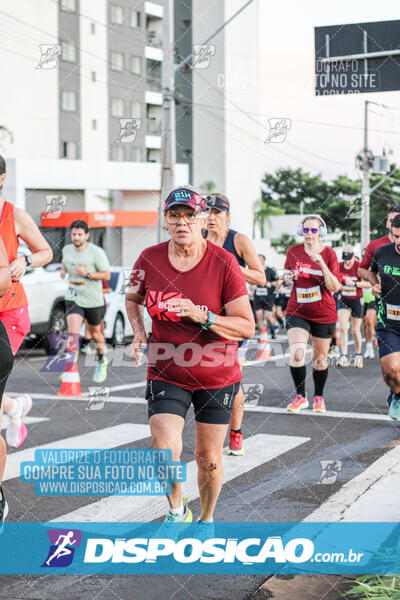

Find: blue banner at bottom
<box><xmin>1</xmin><ymin>522</ymin><xmax>399</xmax><ymax>574</ymax></box>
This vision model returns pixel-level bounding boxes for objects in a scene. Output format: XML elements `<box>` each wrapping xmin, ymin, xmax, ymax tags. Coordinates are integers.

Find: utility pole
<box><xmin>158</xmin><ymin>0</ymin><xmax>176</xmax><ymax>243</ymax></box>
<box><xmin>361</xmin><ymin>100</ymin><xmax>370</xmax><ymax>249</ymax></box>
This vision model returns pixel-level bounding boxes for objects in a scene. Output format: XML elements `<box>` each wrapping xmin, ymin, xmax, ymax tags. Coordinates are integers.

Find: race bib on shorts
<box><xmin>342</xmin><ymin>285</ymin><xmax>357</xmax><ymax>297</ymax></box>
<box><xmin>296</xmin><ymin>286</ymin><xmax>321</xmax><ymax>303</ymax></box>
<box><xmin>255</xmin><ymin>287</ymin><xmax>268</xmax><ymax>296</ymax></box>
<box><xmin>386</xmin><ymin>303</ymin><xmax>400</xmax><ymax>321</ymax></box>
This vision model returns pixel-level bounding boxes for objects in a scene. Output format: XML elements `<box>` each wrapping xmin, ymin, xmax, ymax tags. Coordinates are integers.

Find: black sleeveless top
<box><xmin>204</xmin><ymin>228</ymin><xmax>246</xmax><ymax>267</ymax></box>
<box><xmin>223</xmin><ymin>229</ymin><xmax>246</xmax><ymax>267</ymax></box>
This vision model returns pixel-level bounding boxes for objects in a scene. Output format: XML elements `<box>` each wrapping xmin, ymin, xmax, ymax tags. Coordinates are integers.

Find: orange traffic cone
<box><xmin>257</xmin><ymin>328</ymin><xmax>271</xmax><ymax>361</ymax></box>
<box><xmin>58</xmin><ymin>349</ymin><xmax>82</xmax><ymax>397</ymax></box>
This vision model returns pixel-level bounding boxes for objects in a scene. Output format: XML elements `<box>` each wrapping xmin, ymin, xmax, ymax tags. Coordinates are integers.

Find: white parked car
<box><xmin>104</xmin><ymin>267</ymin><xmax>152</xmax><ymax>345</ymax></box>
<box><xmin>18</xmin><ymin>247</ymin><xmax>69</xmax><ymax>353</ymax></box>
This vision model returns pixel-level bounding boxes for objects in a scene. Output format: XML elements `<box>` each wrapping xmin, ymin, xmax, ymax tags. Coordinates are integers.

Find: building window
<box><xmin>61</xmin><ymin>0</ymin><xmax>76</xmax><ymax>12</ymax></box>
<box><xmin>61</xmin><ymin>90</ymin><xmax>77</xmax><ymax>111</ymax></box>
<box><xmin>61</xmin><ymin>41</ymin><xmax>76</xmax><ymax>62</ymax></box>
<box><xmin>131</xmin><ymin>101</ymin><xmax>141</xmax><ymax>119</ymax></box>
<box><xmin>132</xmin><ymin>147</ymin><xmax>141</xmax><ymax>162</ymax></box>
<box><xmin>92</xmin><ymin>119</ymin><xmax>97</xmax><ymax>130</ymax></box>
<box><xmin>62</xmin><ymin>141</ymin><xmax>77</xmax><ymax>159</ymax></box>
<box><xmin>111</xmin><ymin>98</ymin><xmax>124</xmax><ymax>117</ymax></box>
<box><xmin>130</xmin><ymin>55</ymin><xmax>141</xmax><ymax>75</ymax></box>
<box><xmin>111</xmin><ymin>145</ymin><xmax>124</xmax><ymax>161</ymax></box>
<box><xmin>91</xmin><ymin>71</ymin><xmax>96</xmax><ymax>82</ymax></box>
<box><xmin>110</xmin><ymin>5</ymin><xmax>124</xmax><ymax>24</ymax></box>
<box><xmin>90</xmin><ymin>23</ymin><xmax>95</xmax><ymax>34</ymax></box>
<box><xmin>130</xmin><ymin>10</ymin><xmax>140</xmax><ymax>28</ymax></box>
<box><xmin>110</xmin><ymin>51</ymin><xmax>124</xmax><ymax>71</ymax></box>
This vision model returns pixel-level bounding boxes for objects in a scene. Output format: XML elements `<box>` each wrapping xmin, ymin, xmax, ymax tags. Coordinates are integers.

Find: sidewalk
<box><xmin>251</xmin><ymin>440</ymin><xmax>400</xmax><ymax>599</ymax></box>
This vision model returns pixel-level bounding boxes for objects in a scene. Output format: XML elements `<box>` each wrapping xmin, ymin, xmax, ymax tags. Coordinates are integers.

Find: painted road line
<box><xmin>243</xmin><ymin>340</ymin><xmax>357</xmax><ymax>367</ymax></box>
<box><xmin>13</xmin><ymin>393</ymin><xmax>388</xmax><ymax>422</ymax></box>
<box><xmin>8</xmin><ymin>380</ymin><xmax>147</xmax><ymax>399</ymax></box>
<box><xmin>1</xmin><ymin>416</ymin><xmax>49</xmax><ymax>430</ymax></box>
<box><xmin>52</xmin><ymin>433</ymin><xmax>310</xmax><ymax>523</ymax></box>
<box><xmin>244</xmin><ymin>406</ymin><xmax>389</xmax><ymax>421</ymax></box>
<box><xmin>305</xmin><ymin>442</ymin><xmax>400</xmax><ymax>522</ymax></box>
<box><xmin>4</xmin><ymin>423</ymin><xmax>150</xmax><ymax>482</ymax></box>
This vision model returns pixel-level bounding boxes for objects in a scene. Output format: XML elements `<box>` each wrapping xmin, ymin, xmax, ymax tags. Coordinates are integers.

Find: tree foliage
<box><xmin>256</xmin><ymin>166</ymin><xmax>400</xmax><ymax>243</ymax></box>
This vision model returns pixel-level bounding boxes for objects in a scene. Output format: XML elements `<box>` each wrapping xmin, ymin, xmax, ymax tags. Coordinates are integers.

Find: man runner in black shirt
<box><xmin>368</xmin><ymin>214</ymin><xmax>400</xmax><ymax>420</ymax></box>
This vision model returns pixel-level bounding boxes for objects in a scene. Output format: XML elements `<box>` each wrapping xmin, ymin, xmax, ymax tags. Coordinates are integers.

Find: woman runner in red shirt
<box><xmin>126</xmin><ymin>188</ymin><xmax>254</xmax><ymax>528</ymax></box>
<box><xmin>336</xmin><ymin>245</ymin><xmax>370</xmax><ymax>368</ymax></box>
<box><xmin>284</xmin><ymin>215</ymin><xmax>341</xmax><ymax>413</ymax></box>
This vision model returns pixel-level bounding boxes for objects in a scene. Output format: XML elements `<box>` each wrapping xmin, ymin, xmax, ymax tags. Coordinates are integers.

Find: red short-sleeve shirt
<box><xmin>339</xmin><ymin>259</ymin><xmax>362</xmax><ymax>299</ymax></box>
<box><xmin>131</xmin><ymin>240</ymin><xmax>248</xmax><ymax>390</ymax></box>
<box><xmin>284</xmin><ymin>244</ymin><xmax>340</xmax><ymax>323</ymax></box>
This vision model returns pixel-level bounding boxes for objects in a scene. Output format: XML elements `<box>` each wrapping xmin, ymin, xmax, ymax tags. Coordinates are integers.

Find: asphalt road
<box><xmin>1</xmin><ymin>333</ymin><xmax>399</xmax><ymax>599</ymax></box>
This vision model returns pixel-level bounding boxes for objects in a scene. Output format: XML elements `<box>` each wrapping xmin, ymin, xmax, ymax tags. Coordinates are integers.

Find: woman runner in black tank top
<box><xmin>205</xmin><ymin>193</ymin><xmax>265</xmax><ymax>456</ymax></box>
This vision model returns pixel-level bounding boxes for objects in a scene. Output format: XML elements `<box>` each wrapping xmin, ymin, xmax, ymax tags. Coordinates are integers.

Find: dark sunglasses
<box><xmin>303</xmin><ymin>227</ymin><xmax>319</xmax><ymax>234</ymax></box>
<box><xmin>342</xmin><ymin>253</ymin><xmax>354</xmax><ymax>260</ymax></box>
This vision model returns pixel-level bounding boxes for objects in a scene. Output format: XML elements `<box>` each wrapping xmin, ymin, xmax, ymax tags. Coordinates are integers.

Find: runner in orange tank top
<box><xmin>0</xmin><ymin>155</ymin><xmax>52</xmax><ymax>527</ymax></box>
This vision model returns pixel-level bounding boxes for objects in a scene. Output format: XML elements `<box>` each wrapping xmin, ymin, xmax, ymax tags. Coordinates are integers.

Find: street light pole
<box><xmin>158</xmin><ymin>0</ymin><xmax>176</xmax><ymax>243</ymax></box>
<box><xmin>361</xmin><ymin>100</ymin><xmax>370</xmax><ymax>249</ymax></box>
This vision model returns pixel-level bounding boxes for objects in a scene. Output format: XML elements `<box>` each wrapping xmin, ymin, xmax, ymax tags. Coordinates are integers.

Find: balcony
<box><xmin>145</xmin><ymin>90</ymin><xmax>162</xmax><ymax>105</ymax></box>
<box><xmin>145</xmin><ymin>1</ymin><xmax>163</xmax><ymax>18</ymax></box>
<box><xmin>146</xmin><ymin>75</ymin><xmax>162</xmax><ymax>92</ymax></box>
<box><xmin>146</xmin><ymin>118</ymin><xmax>162</xmax><ymax>136</ymax></box>
<box><xmin>146</xmin><ymin>32</ymin><xmax>162</xmax><ymax>48</ymax></box>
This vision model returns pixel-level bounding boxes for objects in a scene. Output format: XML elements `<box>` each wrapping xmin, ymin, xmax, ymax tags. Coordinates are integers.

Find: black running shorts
<box><xmin>286</xmin><ymin>314</ymin><xmax>336</xmax><ymax>339</ymax></box>
<box><xmin>65</xmin><ymin>301</ymin><xmax>105</xmax><ymax>326</ymax></box>
<box><xmin>254</xmin><ymin>295</ymin><xmax>274</xmax><ymax>312</ymax></box>
<box><xmin>145</xmin><ymin>379</ymin><xmax>240</xmax><ymax>424</ymax></box>
<box><xmin>337</xmin><ymin>296</ymin><xmax>363</xmax><ymax>318</ymax></box>
<box><xmin>376</xmin><ymin>327</ymin><xmax>400</xmax><ymax>358</ymax></box>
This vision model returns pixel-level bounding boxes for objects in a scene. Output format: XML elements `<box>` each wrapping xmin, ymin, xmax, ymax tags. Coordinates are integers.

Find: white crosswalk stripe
<box><xmin>52</xmin><ymin>433</ymin><xmax>310</xmax><ymax>523</ymax></box>
<box><xmin>4</xmin><ymin>423</ymin><xmax>150</xmax><ymax>482</ymax></box>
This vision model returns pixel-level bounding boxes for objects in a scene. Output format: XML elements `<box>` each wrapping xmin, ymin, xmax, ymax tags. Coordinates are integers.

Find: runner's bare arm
<box><xmin>60</xmin><ymin>263</ymin><xmax>67</xmax><ymax>279</ymax></box>
<box><xmin>74</xmin><ymin>264</ymin><xmax>110</xmax><ymax>281</ymax></box>
<box><xmin>0</xmin><ymin>235</ymin><xmax>11</xmax><ymax>297</ymax></box>
<box><xmin>125</xmin><ymin>292</ymin><xmax>147</xmax><ymax>337</ymax></box>
<box><xmin>362</xmin><ymin>269</ymin><xmax>380</xmax><ymax>287</ymax></box>
<box><xmin>169</xmin><ymin>295</ymin><xmax>255</xmax><ymax>340</ymax></box>
<box><xmin>13</xmin><ymin>208</ymin><xmax>53</xmax><ymax>268</ymax></box>
<box><xmin>310</xmin><ymin>253</ymin><xmax>341</xmax><ymax>293</ymax></box>
<box><xmin>235</xmin><ymin>234</ymin><xmax>266</xmax><ymax>286</ymax></box>
<box><xmin>358</xmin><ymin>267</ymin><xmax>370</xmax><ymax>281</ymax></box>
<box><xmin>125</xmin><ymin>292</ymin><xmax>148</xmax><ymax>365</ymax></box>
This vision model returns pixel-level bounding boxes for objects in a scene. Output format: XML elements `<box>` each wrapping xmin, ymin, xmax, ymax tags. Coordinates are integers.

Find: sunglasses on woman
<box><xmin>302</xmin><ymin>227</ymin><xmax>319</xmax><ymax>234</ymax></box>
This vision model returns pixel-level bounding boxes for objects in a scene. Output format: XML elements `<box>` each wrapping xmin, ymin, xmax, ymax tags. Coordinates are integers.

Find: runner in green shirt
<box><xmin>61</xmin><ymin>220</ymin><xmax>111</xmax><ymax>382</ymax></box>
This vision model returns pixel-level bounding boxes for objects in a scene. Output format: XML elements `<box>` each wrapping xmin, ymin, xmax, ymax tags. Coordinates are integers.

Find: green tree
<box><xmin>270</xmin><ymin>233</ymin><xmax>297</xmax><ymax>255</ymax></box>
<box><xmin>256</xmin><ymin>165</ymin><xmax>400</xmax><ymax>243</ymax></box>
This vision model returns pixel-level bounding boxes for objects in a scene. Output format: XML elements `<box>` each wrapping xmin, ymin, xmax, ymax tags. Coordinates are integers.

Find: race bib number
<box><xmin>296</xmin><ymin>286</ymin><xmax>321</xmax><ymax>303</ymax></box>
<box><xmin>342</xmin><ymin>285</ymin><xmax>357</xmax><ymax>297</ymax></box>
<box><xmin>255</xmin><ymin>287</ymin><xmax>268</xmax><ymax>296</ymax></box>
<box><xmin>386</xmin><ymin>303</ymin><xmax>400</xmax><ymax>321</ymax></box>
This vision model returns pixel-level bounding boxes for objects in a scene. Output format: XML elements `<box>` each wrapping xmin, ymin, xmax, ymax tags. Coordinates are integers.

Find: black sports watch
<box><xmin>201</xmin><ymin>310</ymin><xmax>217</xmax><ymax>330</ymax></box>
<box><xmin>85</xmin><ymin>272</ymin><xmax>93</xmax><ymax>280</ymax></box>
<box><xmin>24</xmin><ymin>255</ymin><xmax>33</xmax><ymax>267</ymax></box>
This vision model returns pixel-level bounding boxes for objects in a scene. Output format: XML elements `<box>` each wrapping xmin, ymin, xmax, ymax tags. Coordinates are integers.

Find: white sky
<box><xmin>252</xmin><ymin>0</ymin><xmax>400</xmax><ymax>182</ymax></box>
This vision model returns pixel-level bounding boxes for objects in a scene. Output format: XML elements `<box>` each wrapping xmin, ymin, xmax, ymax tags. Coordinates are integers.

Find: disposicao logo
<box><xmin>83</xmin><ymin>536</ymin><xmax>314</xmax><ymax>564</ymax></box>
<box><xmin>42</xmin><ymin>529</ymin><xmax>82</xmax><ymax>568</ymax></box>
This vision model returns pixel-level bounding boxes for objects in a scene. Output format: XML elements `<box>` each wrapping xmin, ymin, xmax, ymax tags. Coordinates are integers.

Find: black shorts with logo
<box><xmin>337</xmin><ymin>295</ymin><xmax>363</xmax><ymax>318</ymax></box>
<box><xmin>145</xmin><ymin>379</ymin><xmax>240</xmax><ymax>424</ymax></box>
<box><xmin>286</xmin><ymin>314</ymin><xmax>336</xmax><ymax>339</ymax></box>
<box><xmin>65</xmin><ymin>301</ymin><xmax>105</xmax><ymax>326</ymax></box>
